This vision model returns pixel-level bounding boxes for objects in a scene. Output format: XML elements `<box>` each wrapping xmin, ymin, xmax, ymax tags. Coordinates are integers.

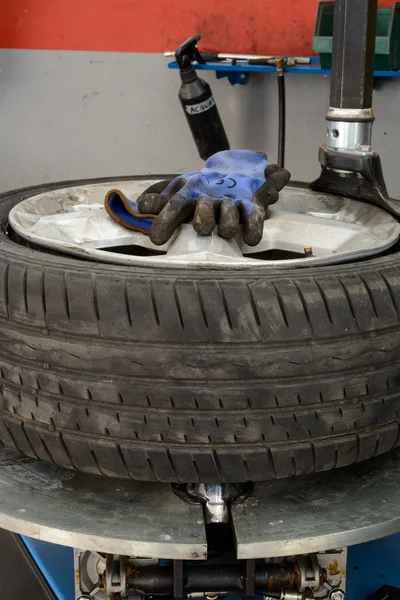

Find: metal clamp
<box><xmin>174</xmin><ymin>483</ymin><xmax>253</xmax><ymax>524</ymax></box>
<box><xmin>105</xmin><ymin>555</ymin><xmax>128</xmax><ymax>599</ymax></box>
<box><xmin>296</xmin><ymin>554</ymin><xmax>321</xmax><ymax>591</ymax></box>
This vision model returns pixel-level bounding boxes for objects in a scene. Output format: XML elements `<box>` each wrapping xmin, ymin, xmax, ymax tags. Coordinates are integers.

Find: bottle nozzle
<box><xmin>175</xmin><ymin>34</ymin><xmax>204</xmax><ymax>68</ymax></box>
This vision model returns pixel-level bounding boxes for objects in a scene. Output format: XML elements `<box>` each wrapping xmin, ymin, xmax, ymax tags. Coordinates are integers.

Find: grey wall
<box><xmin>0</xmin><ymin>49</ymin><xmax>399</xmax><ymax>196</ymax></box>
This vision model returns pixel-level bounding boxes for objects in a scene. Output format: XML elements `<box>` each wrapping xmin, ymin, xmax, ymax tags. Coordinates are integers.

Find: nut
<box><xmin>330</xmin><ymin>591</ymin><xmax>345</xmax><ymax>600</ymax></box>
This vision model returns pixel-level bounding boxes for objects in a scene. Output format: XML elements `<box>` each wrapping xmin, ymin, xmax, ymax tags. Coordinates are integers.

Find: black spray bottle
<box><xmin>175</xmin><ymin>34</ymin><xmax>229</xmax><ymax>160</ymax></box>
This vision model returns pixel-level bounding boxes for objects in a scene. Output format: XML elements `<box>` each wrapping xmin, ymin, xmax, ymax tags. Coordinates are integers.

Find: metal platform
<box><xmin>232</xmin><ymin>448</ymin><xmax>400</xmax><ymax>558</ymax></box>
<box><xmin>0</xmin><ymin>449</ymin><xmax>207</xmax><ymax>559</ymax></box>
<box><xmin>2</xmin><ymin>446</ymin><xmax>400</xmax><ymax>559</ymax></box>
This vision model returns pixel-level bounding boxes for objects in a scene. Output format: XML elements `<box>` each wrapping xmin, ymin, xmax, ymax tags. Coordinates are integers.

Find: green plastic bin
<box><xmin>313</xmin><ymin>1</ymin><xmax>400</xmax><ymax>71</ymax></box>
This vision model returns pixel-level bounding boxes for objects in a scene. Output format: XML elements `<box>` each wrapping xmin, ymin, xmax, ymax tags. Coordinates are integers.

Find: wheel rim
<box><xmin>8</xmin><ymin>179</ymin><xmax>400</xmax><ymax>270</ymax></box>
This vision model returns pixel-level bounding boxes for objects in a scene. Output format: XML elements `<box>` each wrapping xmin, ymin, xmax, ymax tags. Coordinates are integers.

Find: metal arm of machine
<box><xmin>326</xmin><ymin>0</ymin><xmax>376</xmax><ymax>152</ymax></box>
<box><xmin>310</xmin><ymin>0</ymin><xmax>399</xmax><ymax>215</ymax></box>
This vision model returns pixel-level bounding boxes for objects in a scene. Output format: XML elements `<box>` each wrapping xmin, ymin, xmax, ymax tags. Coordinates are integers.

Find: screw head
<box><xmin>330</xmin><ymin>591</ymin><xmax>345</xmax><ymax>600</ymax></box>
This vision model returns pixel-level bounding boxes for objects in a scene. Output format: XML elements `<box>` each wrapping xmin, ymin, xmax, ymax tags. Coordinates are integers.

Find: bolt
<box><xmin>330</xmin><ymin>591</ymin><xmax>345</xmax><ymax>600</ymax></box>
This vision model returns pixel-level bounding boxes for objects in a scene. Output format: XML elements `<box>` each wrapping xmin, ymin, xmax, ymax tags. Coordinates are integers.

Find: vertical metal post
<box><xmin>326</xmin><ymin>0</ymin><xmax>378</xmax><ymax>151</ymax></box>
<box><xmin>330</xmin><ymin>0</ymin><xmax>377</xmax><ymax>110</ymax></box>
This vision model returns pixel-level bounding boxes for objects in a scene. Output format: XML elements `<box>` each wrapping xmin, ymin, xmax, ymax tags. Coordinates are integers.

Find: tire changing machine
<box><xmin>1</xmin><ymin>0</ymin><xmax>400</xmax><ymax>598</ymax></box>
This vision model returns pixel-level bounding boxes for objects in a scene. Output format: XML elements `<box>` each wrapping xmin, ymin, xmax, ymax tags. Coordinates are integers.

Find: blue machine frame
<box><xmin>21</xmin><ymin>533</ymin><xmax>400</xmax><ymax>600</ymax></box>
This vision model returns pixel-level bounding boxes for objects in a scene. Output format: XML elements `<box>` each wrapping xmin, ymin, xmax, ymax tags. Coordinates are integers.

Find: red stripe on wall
<box><xmin>0</xmin><ymin>1</ymin><xmax>394</xmax><ymax>55</ymax></box>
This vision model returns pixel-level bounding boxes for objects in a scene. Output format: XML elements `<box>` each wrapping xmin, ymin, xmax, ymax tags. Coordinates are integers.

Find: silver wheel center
<box><xmin>9</xmin><ymin>179</ymin><xmax>400</xmax><ymax>270</ymax></box>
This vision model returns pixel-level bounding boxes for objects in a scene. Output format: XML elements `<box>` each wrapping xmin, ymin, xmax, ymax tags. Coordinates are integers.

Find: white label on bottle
<box><xmin>185</xmin><ymin>96</ymin><xmax>215</xmax><ymax>115</ymax></box>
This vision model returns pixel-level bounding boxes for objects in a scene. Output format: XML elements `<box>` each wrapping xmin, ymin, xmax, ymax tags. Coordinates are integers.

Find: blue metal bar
<box><xmin>168</xmin><ymin>57</ymin><xmax>400</xmax><ymax>78</ymax></box>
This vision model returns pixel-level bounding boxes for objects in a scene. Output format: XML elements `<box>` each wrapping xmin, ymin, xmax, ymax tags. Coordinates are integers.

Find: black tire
<box><xmin>1</xmin><ymin>177</ymin><xmax>400</xmax><ymax>482</ymax></box>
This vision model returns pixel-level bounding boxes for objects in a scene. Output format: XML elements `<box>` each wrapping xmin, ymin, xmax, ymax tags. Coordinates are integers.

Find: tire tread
<box><xmin>0</xmin><ymin>180</ymin><xmax>400</xmax><ymax>481</ymax></box>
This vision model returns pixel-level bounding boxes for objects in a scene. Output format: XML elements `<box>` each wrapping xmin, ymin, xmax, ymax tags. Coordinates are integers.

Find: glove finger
<box><xmin>193</xmin><ymin>195</ymin><xmax>216</xmax><ymax>236</ymax></box>
<box><xmin>253</xmin><ymin>183</ymin><xmax>280</xmax><ymax>210</ymax></box>
<box><xmin>264</xmin><ymin>165</ymin><xmax>291</xmax><ymax>191</ymax></box>
<box><xmin>149</xmin><ymin>193</ymin><xmax>196</xmax><ymax>246</ymax></box>
<box><xmin>218</xmin><ymin>198</ymin><xmax>240</xmax><ymax>240</ymax></box>
<box><xmin>253</xmin><ymin>181</ymin><xmax>279</xmax><ymax>210</ymax></box>
<box><xmin>138</xmin><ymin>178</ymin><xmax>186</xmax><ymax>214</ymax></box>
<box><xmin>253</xmin><ymin>166</ymin><xmax>290</xmax><ymax>210</ymax></box>
<box><xmin>241</xmin><ymin>199</ymin><xmax>266</xmax><ymax>247</ymax></box>
<box><xmin>138</xmin><ymin>193</ymin><xmax>169</xmax><ymax>215</ymax></box>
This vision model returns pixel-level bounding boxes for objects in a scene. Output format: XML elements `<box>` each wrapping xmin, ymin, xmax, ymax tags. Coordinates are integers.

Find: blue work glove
<box><xmin>138</xmin><ymin>150</ymin><xmax>290</xmax><ymax>246</ymax></box>
<box><xmin>105</xmin><ymin>180</ymin><xmax>173</xmax><ymax>235</ymax></box>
